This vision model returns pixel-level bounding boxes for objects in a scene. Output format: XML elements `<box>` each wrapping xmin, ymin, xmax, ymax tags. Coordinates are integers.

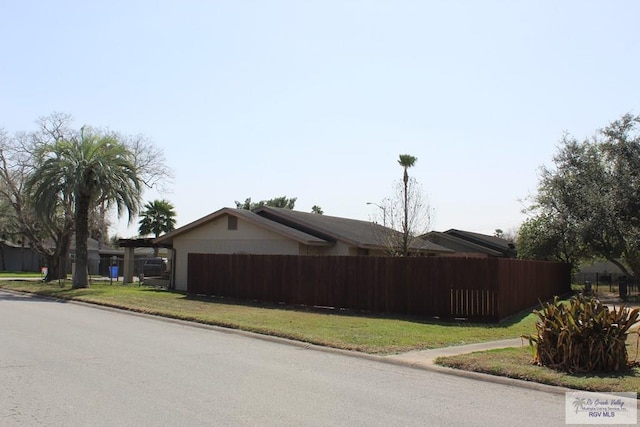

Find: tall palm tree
<box><xmin>27</xmin><ymin>128</ymin><xmax>141</xmax><ymax>288</ymax></box>
<box><xmin>138</xmin><ymin>199</ymin><xmax>176</xmax><ymax>255</ymax></box>
<box><xmin>398</xmin><ymin>154</ymin><xmax>417</xmax><ymax>256</ymax></box>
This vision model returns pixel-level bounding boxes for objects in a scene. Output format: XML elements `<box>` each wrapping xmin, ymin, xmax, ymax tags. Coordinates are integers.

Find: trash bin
<box><xmin>109</xmin><ymin>266</ymin><xmax>119</xmax><ymax>279</ymax></box>
<box><xmin>584</xmin><ymin>281</ymin><xmax>592</xmax><ymax>294</ymax></box>
<box><xmin>619</xmin><ymin>276</ymin><xmax>628</xmax><ymax>300</ymax></box>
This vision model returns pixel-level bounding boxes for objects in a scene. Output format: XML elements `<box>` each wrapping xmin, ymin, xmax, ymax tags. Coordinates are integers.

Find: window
<box><xmin>227</xmin><ymin>216</ymin><xmax>238</xmax><ymax>230</ymax></box>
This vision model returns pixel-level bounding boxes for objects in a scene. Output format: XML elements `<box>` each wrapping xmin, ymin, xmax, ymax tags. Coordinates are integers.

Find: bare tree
<box><xmin>0</xmin><ymin>113</ymin><xmax>172</xmax><ymax>281</ymax></box>
<box><xmin>0</xmin><ymin>130</ymin><xmax>23</xmax><ymax>244</ymax></box>
<box><xmin>35</xmin><ymin>112</ymin><xmax>74</xmax><ymax>142</ymax></box>
<box><xmin>120</xmin><ymin>133</ymin><xmax>173</xmax><ymax>192</ymax></box>
<box><xmin>371</xmin><ymin>177</ymin><xmax>433</xmax><ymax>255</ymax></box>
<box><xmin>0</xmin><ymin>122</ymin><xmax>73</xmax><ymax>280</ymax></box>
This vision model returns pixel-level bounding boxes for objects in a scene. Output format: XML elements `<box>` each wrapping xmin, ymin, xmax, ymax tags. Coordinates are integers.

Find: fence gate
<box><xmin>450</xmin><ymin>289</ymin><xmax>498</xmax><ymax>320</ymax></box>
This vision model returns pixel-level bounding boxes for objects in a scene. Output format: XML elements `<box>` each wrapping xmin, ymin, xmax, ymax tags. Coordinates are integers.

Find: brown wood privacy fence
<box><xmin>187</xmin><ymin>254</ymin><xmax>571</xmax><ymax>322</ymax></box>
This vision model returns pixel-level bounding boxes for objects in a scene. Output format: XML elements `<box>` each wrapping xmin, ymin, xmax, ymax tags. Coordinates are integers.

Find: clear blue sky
<box><xmin>2</xmin><ymin>1</ymin><xmax>638</xmax><ymax>238</ymax></box>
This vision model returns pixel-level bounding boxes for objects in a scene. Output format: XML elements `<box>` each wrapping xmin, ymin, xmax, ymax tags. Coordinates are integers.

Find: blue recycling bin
<box><xmin>109</xmin><ymin>266</ymin><xmax>119</xmax><ymax>279</ymax></box>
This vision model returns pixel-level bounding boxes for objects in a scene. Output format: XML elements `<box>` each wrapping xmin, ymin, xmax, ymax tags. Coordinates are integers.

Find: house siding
<box><xmin>296</xmin><ymin>241</ymin><xmax>351</xmax><ymax>256</ymax></box>
<box><xmin>0</xmin><ymin>244</ymin><xmax>43</xmax><ymax>272</ymax></box>
<box><xmin>173</xmin><ymin>215</ymin><xmax>300</xmax><ymax>290</ymax></box>
<box><xmin>298</xmin><ymin>243</ymin><xmax>322</xmax><ymax>255</ymax></box>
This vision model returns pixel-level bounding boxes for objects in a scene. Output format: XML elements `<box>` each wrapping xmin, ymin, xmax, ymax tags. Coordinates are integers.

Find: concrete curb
<box><xmin>0</xmin><ymin>287</ymin><xmax>625</xmax><ymax>399</ymax></box>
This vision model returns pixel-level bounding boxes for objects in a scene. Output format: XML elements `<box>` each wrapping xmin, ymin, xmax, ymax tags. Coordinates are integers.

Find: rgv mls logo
<box><xmin>565</xmin><ymin>391</ymin><xmax>637</xmax><ymax>424</ymax></box>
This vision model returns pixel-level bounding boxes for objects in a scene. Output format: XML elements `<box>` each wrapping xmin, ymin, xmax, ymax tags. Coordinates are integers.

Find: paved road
<box><xmin>0</xmin><ymin>289</ymin><xmax>567</xmax><ymax>426</ymax></box>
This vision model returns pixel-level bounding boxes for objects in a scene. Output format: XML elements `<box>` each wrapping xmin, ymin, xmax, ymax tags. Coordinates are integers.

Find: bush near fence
<box><xmin>187</xmin><ymin>254</ymin><xmax>571</xmax><ymax>322</ymax></box>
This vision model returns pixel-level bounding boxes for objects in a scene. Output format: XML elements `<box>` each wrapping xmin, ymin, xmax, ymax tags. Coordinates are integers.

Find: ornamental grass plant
<box><xmin>524</xmin><ymin>294</ymin><xmax>640</xmax><ymax>373</ymax></box>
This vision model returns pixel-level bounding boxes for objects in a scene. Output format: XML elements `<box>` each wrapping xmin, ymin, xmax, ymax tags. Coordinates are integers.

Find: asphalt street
<box><xmin>0</xmin><ymin>289</ymin><xmax>567</xmax><ymax>426</ymax></box>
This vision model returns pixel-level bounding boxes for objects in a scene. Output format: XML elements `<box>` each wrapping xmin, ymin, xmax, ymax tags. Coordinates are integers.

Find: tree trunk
<box><xmin>43</xmin><ymin>232</ymin><xmax>72</xmax><ymax>282</ymax></box>
<box><xmin>402</xmin><ymin>169</ymin><xmax>409</xmax><ymax>256</ymax></box>
<box><xmin>73</xmin><ymin>195</ymin><xmax>90</xmax><ymax>288</ymax></box>
<box><xmin>44</xmin><ymin>254</ymin><xmax>64</xmax><ymax>281</ymax></box>
<box><xmin>606</xmin><ymin>257</ymin><xmax>632</xmax><ymax>280</ymax></box>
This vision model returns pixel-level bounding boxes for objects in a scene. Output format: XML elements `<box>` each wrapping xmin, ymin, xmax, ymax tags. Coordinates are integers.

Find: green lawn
<box><xmin>436</xmin><ymin>339</ymin><xmax>640</xmax><ymax>395</ymax></box>
<box><xmin>0</xmin><ymin>280</ymin><xmax>538</xmax><ymax>354</ymax></box>
<box><xmin>0</xmin><ymin>272</ymin><xmax>45</xmax><ymax>278</ymax></box>
<box><xmin>435</xmin><ymin>289</ymin><xmax>640</xmax><ymax>394</ymax></box>
<box><xmin>5</xmin><ymin>279</ymin><xmax>639</xmax><ymax>394</ymax></box>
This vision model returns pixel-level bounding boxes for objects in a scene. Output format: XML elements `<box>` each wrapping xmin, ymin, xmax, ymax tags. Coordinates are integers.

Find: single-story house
<box><xmin>0</xmin><ymin>237</ymin><xmax>127</xmax><ymax>275</ymax></box>
<box><xmin>421</xmin><ymin>229</ymin><xmax>517</xmax><ymax>258</ymax></box>
<box><xmin>154</xmin><ymin>206</ymin><xmax>453</xmax><ymax>291</ymax></box>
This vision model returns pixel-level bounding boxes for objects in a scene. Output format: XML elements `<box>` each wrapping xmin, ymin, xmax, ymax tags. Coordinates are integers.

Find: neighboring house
<box><xmin>0</xmin><ymin>237</ymin><xmax>109</xmax><ymax>274</ymax></box>
<box><xmin>154</xmin><ymin>206</ymin><xmax>453</xmax><ymax>291</ymax></box>
<box><xmin>73</xmin><ymin>238</ymin><xmax>102</xmax><ymax>274</ymax></box>
<box><xmin>81</xmin><ymin>240</ymin><xmax>159</xmax><ymax>277</ymax></box>
<box><xmin>0</xmin><ymin>236</ymin><xmax>138</xmax><ymax>276</ymax></box>
<box><xmin>0</xmin><ymin>240</ymin><xmax>43</xmax><ymax>272</ymax></box>
<box><xmin>422</xmin><ymin>229</ymin><xmax>517</xmax><ymax>258</ymax></box>
<box><xmin>575</xmin><ymin>259</ymin><xmax>627</xmax><ymax>285</ymax></box>
<box><xmin>64</xmin><ymin>237</ymin><xmax>133</xmax><ymax>276</ymax></box>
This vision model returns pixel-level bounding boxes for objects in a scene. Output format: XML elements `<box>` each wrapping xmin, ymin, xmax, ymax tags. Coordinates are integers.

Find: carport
<box><xmin>118</xmin><ymin>238</ymin><xmax>174</xmax><ymax>288</ymax></box>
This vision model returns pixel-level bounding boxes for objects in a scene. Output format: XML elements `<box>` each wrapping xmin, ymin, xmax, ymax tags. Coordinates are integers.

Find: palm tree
<box><xmin>398</xmin><ymin>154</ymin><xmax>417</xmax><ymax>256</ymax></box>
<box><xmin>27</xmin><ymin>128</ymin><xmax>141</xmax><ymax>288</ymax></box>
<box><xmin>138</xmin><ymin>199</ymin><xmax>176</xmax><ymax>255</ymax></box>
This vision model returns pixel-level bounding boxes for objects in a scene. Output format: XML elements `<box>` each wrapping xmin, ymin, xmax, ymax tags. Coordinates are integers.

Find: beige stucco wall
<box><xmin>301</xmin><ymin>241</ymin><xmax>349</xmax><ymax>256</ymax></box>
<box><xmin>173</xmin><ymin>215</ymin><xmax>301</xmax><ymax>290</ymax></box>
<box><xmin>327</xmin><ymin>241</ymin><xmax>351</xmax><ymax>255</ymax></box>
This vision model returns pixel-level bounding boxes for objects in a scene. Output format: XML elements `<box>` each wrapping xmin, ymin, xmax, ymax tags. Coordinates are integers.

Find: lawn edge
<box><xmin>1</xmin><ymin>286</ymin><xmax>587</xmax><ymax>397</ymax></box>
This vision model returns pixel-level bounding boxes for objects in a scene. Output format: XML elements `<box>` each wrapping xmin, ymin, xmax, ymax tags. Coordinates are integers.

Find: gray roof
<box><xmin>254</xmin><ymin>207</ymin><xmax>452</xmax><ymax>253</ymax></box>
<box><xmin>422</xmin><ymin>229</ymin><xmax>517</xmax><ymax>258</ymax></box>
<box><xmin>155</xmin><ymin>206</ymin><xmax>452</xmax><ymax>254</ymax></box>
<box><xmin>444</xmin><ymin>229</ymin><xmax>517</xmax><ymax>257</ymax></box>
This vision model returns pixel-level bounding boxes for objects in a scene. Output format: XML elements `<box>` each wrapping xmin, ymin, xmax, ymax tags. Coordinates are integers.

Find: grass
<box><xmin>0</xmin><ymin>271</ymin><xmax>45</xmax><ymax>278</ymax></box>
<box><xmin>436</xmin><ymin>334</ymin><xmax>640</xmax><ymax>394</ymax></box>
<box><xmin>436</xmin><ymin>292</ymin><xmax>640</xmax><ymax>394</ymax></box>
<box><xmin>0</xmin><ymin>279</ymin><xmax>539</xmax><ymax>354</ymax></box>
<box><xmin>573</xmin><ymin>282</ymin><xmax>640</xmax><ymax>304</ymax></box>
<box><xmin>5</xmin><ymin>279</ymin><xmax>640</xmax><ymax>393</ymax></box>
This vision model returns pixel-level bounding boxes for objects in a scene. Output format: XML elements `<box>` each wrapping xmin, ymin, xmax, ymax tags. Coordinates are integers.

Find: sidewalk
<box><xmin>387</xmin><ymin>295</ymin><xmax>640</xmax><ymax>369</ymax></box>
<box><xmin>381</xmin><ymin>333</ymin><xmax>639</xmax><ymax>405</ymax></box>
<box><xmin>386</xmin><ymin>337</ymin><xmax>526</xmax><ymax>367</ymax></box>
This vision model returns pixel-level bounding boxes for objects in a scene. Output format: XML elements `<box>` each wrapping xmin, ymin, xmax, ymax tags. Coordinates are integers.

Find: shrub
<box><xmin>523</xmin><ymin>294</ymin><xmax>639</xmax><ymax>373</ymax></box>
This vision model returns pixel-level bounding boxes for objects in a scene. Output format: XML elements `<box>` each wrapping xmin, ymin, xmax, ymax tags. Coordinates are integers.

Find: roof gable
<box><xmin>154</xmin><ymin>208</ymin><xmax>330</xmax><ymax>246</ymax></box>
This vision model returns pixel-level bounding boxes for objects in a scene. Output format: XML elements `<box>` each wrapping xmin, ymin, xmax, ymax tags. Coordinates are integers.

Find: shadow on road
<box><xmin>0</xmin><ymin>289</ymin><xmax>69</xmax><ymax>303</ymax></box>
<box><xmin>173</xmin><ymin>289</ymin><xmax>535</xmax><ymax>329</ymax></box>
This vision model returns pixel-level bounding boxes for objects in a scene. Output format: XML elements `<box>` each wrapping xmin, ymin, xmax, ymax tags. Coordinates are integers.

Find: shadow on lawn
<box><xmin>138</xmin><ymin>287</ymin><xmax>536</xmax><ymax>329</ymax></box>
<box><xmin>0</xmin><ymin>283</ymin><xmax>109</xmax><ymax>301</ymax></box>
<box><xmin>567</xmin><ymin>366</ymin><xmax>640</xmax><ymax>380</ymax></box>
